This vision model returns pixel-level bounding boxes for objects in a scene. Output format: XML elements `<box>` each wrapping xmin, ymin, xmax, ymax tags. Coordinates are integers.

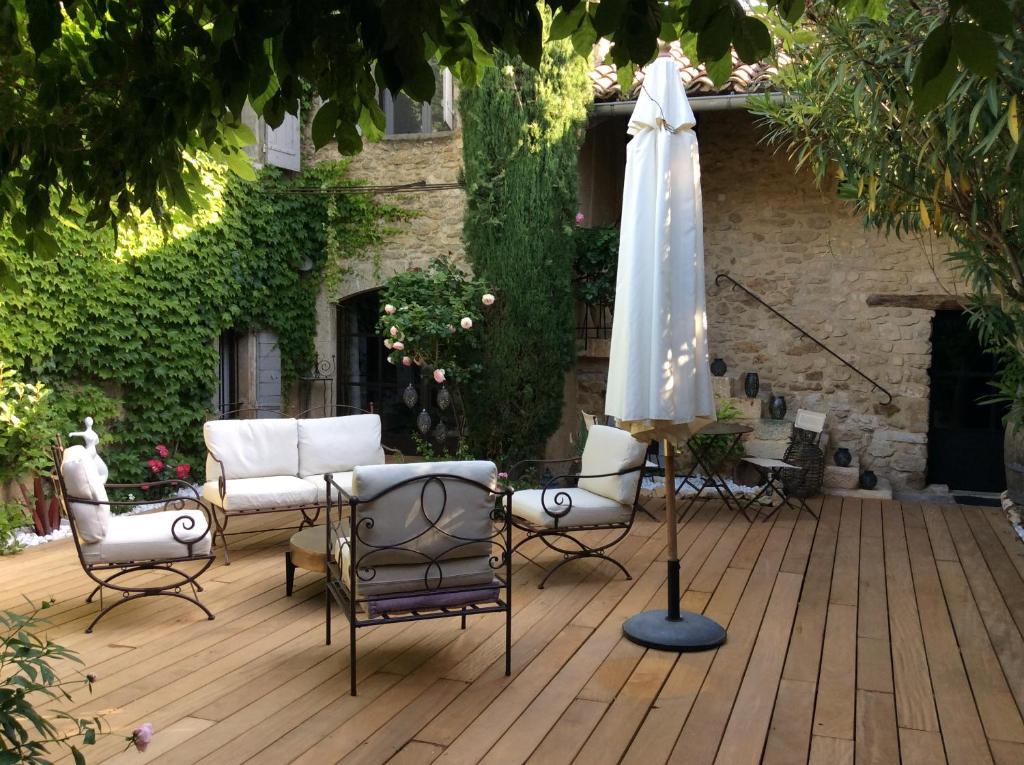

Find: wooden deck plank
<box><xmin>855</xmin><ymin>690</ymin><xmax>899</xmax><ymax>765</ymax></box>
<box><xmin>761</xmin><ymin>678</ymin><xmax>816</xmax><ymax>765</ymax></box>
<box><xmin>898</xmin><ymin>728</ymin><xmax>947</xmax><ymax>765</ymax></box>
<box><xmin>830</xmin><ymin>499</ymin><xmax>862</xmax><ymax>607</ymax></box>
<box><xmin>525</xmin><ymin>698</ymin><xmax>607</xmax><ymax>765</ymax></box>
<box><xmin>813</xmin><ymin>603</ymin><xmax>857</xmax><ymax>740</ymax></box>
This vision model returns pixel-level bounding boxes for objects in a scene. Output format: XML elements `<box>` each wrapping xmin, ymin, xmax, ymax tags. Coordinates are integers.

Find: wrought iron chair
<box><xmin>51</xmin><ymin>440</ymin><xmax>215</xmax><ymax>633</ymax></box>
<box><xmin>509</xmin><ymin>425</ymin><xmax>648</xmax><ymax>588</ymax></box>
<box><xmin>324</xmin><ymin>461</ymin><xmax>512</xmax><ymax>696</ymax></box>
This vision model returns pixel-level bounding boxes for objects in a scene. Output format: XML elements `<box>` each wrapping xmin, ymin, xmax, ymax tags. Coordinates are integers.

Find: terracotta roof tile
<box><xmin>590</xmin><ymin>40</ymin><xmax>784</xmax><ymax>101</ymax></box>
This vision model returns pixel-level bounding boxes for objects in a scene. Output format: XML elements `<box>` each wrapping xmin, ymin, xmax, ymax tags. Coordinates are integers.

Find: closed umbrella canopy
<box><xmin>605</xmin><ymin>54</ymin><xmax>715</xmax><ymax>443</ymax></box>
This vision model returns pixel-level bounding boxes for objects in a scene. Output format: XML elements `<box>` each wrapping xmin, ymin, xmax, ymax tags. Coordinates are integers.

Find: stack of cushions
<box><xmin>60</xmin><ymin>445</ymin><xmax>210</xmax><ymax>563</ymax></box>
<box><xmin>333</xmin><ymin>460</ymin><xmax>501</xmax><ymax>606</ymax></box>
<box><xmin>202</xmin><ymin>414</ymin><xmax>385</xmax><ymax>512</ymax></box>
<box><xmin>510</xmin><ymin>425</ymin><xmax>647</xmax><ymax>527</ymax></box>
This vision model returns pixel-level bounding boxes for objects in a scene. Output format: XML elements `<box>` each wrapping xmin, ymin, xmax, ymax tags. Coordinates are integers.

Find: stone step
<box><xmin>825</xmin><ymin>477</ymin><xmax>893</xmax><ymax>500</ymax></box>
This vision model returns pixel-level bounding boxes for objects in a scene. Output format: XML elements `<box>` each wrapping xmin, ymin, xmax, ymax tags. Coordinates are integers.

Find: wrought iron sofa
<box><xmin>52</xmin><ymin>441</ymin><xmax>214</xmax><ymax>633</ymax></box>
<box><xmin>324</xmin><ymin>460</ymin><xmax>512</xmax><ymax>696</ymax></box>
<box><xmin>510</xmin><ymin>424</ymin><xmax>648</xmax><ymax>588</ymax></box>
<box><xmin>202</xmin><ymin>412</ymin><xmax>387</xmax><ymax>562</ymax></box>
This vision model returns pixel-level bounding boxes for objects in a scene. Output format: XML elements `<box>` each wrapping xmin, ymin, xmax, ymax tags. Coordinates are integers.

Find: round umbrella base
<box><xmin>622</xmin><ymin>609</ymin><xmax>727</xmax><ymax>651</ymax></box>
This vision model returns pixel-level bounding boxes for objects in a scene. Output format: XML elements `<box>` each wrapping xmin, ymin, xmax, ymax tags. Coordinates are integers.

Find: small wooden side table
<box><xmin>286</xmin><ymin>526</ymin><xmax>328</xmax><ymax>596</ymax></box>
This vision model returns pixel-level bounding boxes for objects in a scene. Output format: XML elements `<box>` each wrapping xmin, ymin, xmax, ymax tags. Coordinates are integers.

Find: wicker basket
<box><xmin>782</xmin><ymin>427</ymin><xmax>824</xmax><ymax>498</ymax></box>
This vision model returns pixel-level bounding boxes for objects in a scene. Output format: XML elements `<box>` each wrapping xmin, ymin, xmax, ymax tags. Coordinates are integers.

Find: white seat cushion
<box><xmin>203</xmin><ymin>418</ymin><xmax>299</xmax><ymax>479</ymax></box>
<box><xmin>300</xmin><ymin>472</ymin><xmax>353</xmax><ymax>504</ymax></box>
<box><xmin>297</xmin><ymin>415</ymin><xmax>385</xmax><ymax>477</ymax></box>
<box><xmin>578</xmin><ymin>425</ymin><xmax>647</xmax><ymax>504</ymax></box>
<box><xmin>511</xmin><ymin>487</ymin><xmax>632</xmax><ymax>528</ymax></box>
<box><xmin>202</xmin><ymin>476</ymin><xmax>317</xmax><ymax>512</ymax></box>
<box><xmin>60</xmin><ymin>444</ymin><xmax>111</xmax><ymax>543</ymax></box>
<box><xmin>80</xmin><ymin>510</ymin><xmax>211</xmax><ymax>564</ymax></box>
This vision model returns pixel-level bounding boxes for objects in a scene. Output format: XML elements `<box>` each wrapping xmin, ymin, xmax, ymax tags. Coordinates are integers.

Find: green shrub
<box><xmin>0</xmin><ymin>501</ymin><xmax>26</xmax><ymax>555</ymax></box>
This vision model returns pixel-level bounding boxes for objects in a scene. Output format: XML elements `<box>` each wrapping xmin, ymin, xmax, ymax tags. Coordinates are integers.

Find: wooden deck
<box><xmin>3</xmin><ymin>497</ymin><xmax>1024</xmax><ymax>764</ymax></box>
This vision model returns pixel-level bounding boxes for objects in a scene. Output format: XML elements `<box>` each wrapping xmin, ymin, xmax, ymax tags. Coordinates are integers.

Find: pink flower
<box><xmin>392</xmin><ymin>341</ymin><xmax>405</xmax><ymax>351</ymax></box>
<box><xmin>433</xmin><ymin>368</ymin><xmax>446</xmax><ymax>384</ymax></box>
<box><xmin>402</xmin><ymin>356</ymin><xmax>412</xmax><ymax>366</ymax></box>
<box><xmin>384</xmin><ymin>339</ymin><xmax>393</xmax><ymax>349</ymax></box>
<box><xmin>384</xmin><ymin>304</ymin><xmax>397</xmax><ymax>315</ymax></box>
<box><xmin>389</xmin><ymin>326</ymin><xmax>399</xmax><ymax>337</ymax></box>
<box><xmin>482</xmin><ymin>293</ymin><xmax>495</xmax><ymax>306</ymax></box>
<box><xmin>131</xmin><ymin>723</ymin><xmax>154</xmax><ymax>753</ymax></box>
<box><xmin>460</xmin><ymin>317</ymin><xmax>473</xmax><ymax>330</ymax></box>
<box><xmin>147</xmin><ymin>459</ymin><xmax>164</xmax><ymax>474</ymax></box>
<box><xmin>176</xmin><ymin>464</ymin><xmax>191</xmax><ymax>480</ymax></box>
<box><xmin>498</xmin><ymin>472</ymin><xmax>509</xmax><ymax>480</ymax></box>
<box><xmin>155</xmin><ymin>444</ymin><xmax>169</xmax><ymax>458</ymax></box>
<box><xmin>575</xmin><ymin>211</ymin><xmax>585</xmax><ymax>225</ymax></box>
<box><xmin>141</xmin><ymin>483</ymin><xmax>151</xmax><ymax>491</ymax></box>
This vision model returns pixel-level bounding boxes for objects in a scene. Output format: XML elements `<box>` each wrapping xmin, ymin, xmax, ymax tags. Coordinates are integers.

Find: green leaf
<box><xmin>911</xmin><ymin>23</ymin><xmax>955</xmax><ymax>113</ymax></box>
<box><xmin>687</xmin><ymin>0</ymin><xmax>725</xmax><ymax>32</ymax></box>
<box><xmin>593</xmin><ymin>0</ymin><xmax>628</xmax><ymax>36</ymax></box>
<box><xmin>778</xmin><ymin>0</ymin><xmax>805</xmax><ymax>25</ymax></box>
<box><xmin>962</xmin><ymin>0</ymin><xmax>1013</xmax><ymax>35</ymax></box>
<box><xmin>571</xmin><ymin>15</ymin><xmax>596</xmax><ymax>58</ymax></box>
<box><xmin>549</xmin><ymin>3</ymin><xmax>586</xmax><ymax>41</ymax></box>
<box><xmin>25</xmin><ymin>0</ymin><xmax>62</xmax><ymax>54</ymax></box>
<box><xmin>733</xmin><ymin>17</ymin><xmax>771</xmax><ymax>65</ymax></box>
<box><xmin>311</xmin><ymin>100</ymin><xmax>338</xmax><ymax>149</ymax></box>
<box><xmin>951</xmin><ymin>22</ymin><xmax>999</xmax><ymax>78</ymax></box>
<box><xmin>705</xmin><ymin>52</ymin><xmax>734</xmax><ymax>87</ymax></box>
<box><xmin>696</xmin><ymin>8</ymin><xmax>733</xmax><ymax>64</ymax></box>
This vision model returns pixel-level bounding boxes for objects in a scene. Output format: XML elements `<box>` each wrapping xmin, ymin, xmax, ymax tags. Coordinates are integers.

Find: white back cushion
<box><xmin>577</xmin><ymin>425</ymin><xmax>648</xmax><ymax>505</ymax></box>
<box><xmin>61</xmin><ymin>445</ymin><xmax>111</xmax><ymax>543</ymax></box>
<box><xmin>203</xmin><ymin>418</ymin><xmax>299</xmax><ymax>479</ymax></box>
<box><xmin>297</xmin><ymin>414</ymin><xmax>384</xmax><ymax>477</ymax></box>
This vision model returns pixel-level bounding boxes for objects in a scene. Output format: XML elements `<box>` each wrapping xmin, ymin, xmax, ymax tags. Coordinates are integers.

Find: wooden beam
<box><xmin>866</xmin><ymin>294</ymin><xmax>966</xmax><ymax>311</ymax></box>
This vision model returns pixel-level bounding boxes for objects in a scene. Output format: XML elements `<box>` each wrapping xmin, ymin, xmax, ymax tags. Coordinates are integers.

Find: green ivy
<box><xmin>0</xmin><ymin>159</ymin><xmax>395</xmax><ymax>484</ymax></box>
<box><xmin>460</xmin><ymin>22</ymin><xmax>591</xmax><ymax>463</ymax></box>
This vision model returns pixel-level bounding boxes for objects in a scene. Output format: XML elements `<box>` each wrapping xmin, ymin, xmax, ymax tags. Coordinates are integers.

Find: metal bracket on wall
<box><xmin>714</xmin><ymin>273</ymin><xmax>894</xmax><ymax>406</ymax></box>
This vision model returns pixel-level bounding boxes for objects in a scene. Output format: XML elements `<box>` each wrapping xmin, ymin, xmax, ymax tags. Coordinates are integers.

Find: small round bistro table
<box><xmin>285</xmin><ymin>526</ymin><xmax>328</xmax><ymax>596</ymax></box>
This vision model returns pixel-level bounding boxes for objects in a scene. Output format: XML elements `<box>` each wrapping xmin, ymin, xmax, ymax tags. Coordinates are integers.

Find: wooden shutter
<box><xmin>255</xmin><ymin>331</ymin><xmax>282</xmax><ymax>417</ymax></box>
<box><xmin>265</xmin><ymin>110</ymin><xmax>301</xmax><ymax>171</ymax></box>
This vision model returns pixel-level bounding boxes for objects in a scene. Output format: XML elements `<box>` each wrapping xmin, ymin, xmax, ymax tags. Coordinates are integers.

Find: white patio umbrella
<box><xmin>605</xmin><ymin>51</ymin><xmax>725</xmax><ymax>651</ymax></box>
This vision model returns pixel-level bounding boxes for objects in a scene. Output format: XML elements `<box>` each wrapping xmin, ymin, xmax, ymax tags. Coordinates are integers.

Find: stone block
<box><xmin>826</xmin><ymin>476</ymin><xmax>893</xmax><ymax>500</ymax></box>
<box><xmin>752</xmin><ymin>418</ymin><xmax>793</xmax><ymax>441</ymax></box>
<box><xmin>824</xmin><ymin>465</ymin><xmax>860</xmax><ymax>490</ymax></box>
<box><xmin>711</xmin><ymin>375</ymin><xmax>735</xmax><ymax>400</ymax></box>
<box><xmin>726</xmin><ymin>397</ymin><xmax>762</xmax><ymax>419</ymax></box>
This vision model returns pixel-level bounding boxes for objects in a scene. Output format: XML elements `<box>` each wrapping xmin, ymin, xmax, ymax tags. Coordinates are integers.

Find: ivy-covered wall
<box><xmin>0</xmin><ymin>160</ymin><xmax>391</xmax><ymax>483</ymax></box>
<box><xmin>460</xmin><ymin>31</ymin><xmax>591</xmax><ymax>462</ymax></box>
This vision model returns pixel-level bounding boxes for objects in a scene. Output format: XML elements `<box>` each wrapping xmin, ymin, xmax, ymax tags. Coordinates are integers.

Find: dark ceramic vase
<box><xmin>744</xmin><ymin>372</ymin><xmax>760</xmax><ymax>399</ymax></box>
<box><xmin>710</xmin><ymin>358</ymin><xmax>727</xmax><ymax>377</ymax></box>
<box><xmin>833</xmin><ymin>447</ymin><xmax>852</xmax><ymax>467</ymax></box>
<box><xmin>859</xmin><ymin>470</ymin><xmax>878</xmax><ymax>490</ymax></box>
<box><xmin>769</xmin><ymin>394</ymin><xmax>787</xmax><ymax>420</ymax></box>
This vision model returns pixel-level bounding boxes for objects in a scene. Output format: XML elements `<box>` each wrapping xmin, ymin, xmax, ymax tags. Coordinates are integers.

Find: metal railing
<box><xmin>715</xmin><ymin>273</ymin><xmax>894</xmax><ymax>405</ymax></box>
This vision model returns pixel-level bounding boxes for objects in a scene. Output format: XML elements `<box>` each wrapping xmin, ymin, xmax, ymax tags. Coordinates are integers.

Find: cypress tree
<box><xmin>460</xmin><ymin>29</ymin><xmax>591</xmax><ymax>462</ymax></box>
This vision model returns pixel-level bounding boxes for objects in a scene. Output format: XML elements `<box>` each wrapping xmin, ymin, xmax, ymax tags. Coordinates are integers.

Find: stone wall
<box><xmin>309</xmin><ymin>125</ymin><xmax>467</xmax><ymax>365</ymax></box>
<box><xmin>577</xmin><ymin>109</ymin><xmax>963</xmax><ymax>490</ymax></box>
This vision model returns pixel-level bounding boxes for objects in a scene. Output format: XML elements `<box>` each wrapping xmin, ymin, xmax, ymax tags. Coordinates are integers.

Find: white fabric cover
<box><xmin>202</xmin><ymin>476</ymin><xmax>317</xmax><ymax>512</ymax></box>
<box><xmin>511</xmin><ymin>487</ymin><xmax>632</xmax><ymax>529</ymax></box>
<box><xmin>203</xmin><ymin>418</ymin><xmax>299</xmax><ymax>480</ymax></box>
<box><xmin>296</xmin><ymin>414</ymin><xmax>384</xmax><ymax>477</ymax></box>
<box><xmin>605</xmin><ymin>54</ymin><xmax>716</xmax><ymax>444</ymax></box>
<box><xmin>335</xmin><ymin>536</ymin><xmax>494</xmax><ymax>596</ymax></box>
<box><xmin>577</xmin><ymin>425</ymin><xmax>647</xmax><ymax>504</ymax></box>
<box><xmin>351</xmin><ymin>461</ymin><xmax>498</xmax><ymax>567</ymax></box>
<box><xmin>80</xmin><ymin>509</ymin><xmax>211</xmax><ymax>564</ymax></box>
<box><xmin>60</xmin><ymin>445</ymin><xmax>111</xmax><ymax>543</ymax></box>
<box><xmin>301</xmin><ymin>472</ymin><xmax>353</xmax><ymax>504</ymax></box>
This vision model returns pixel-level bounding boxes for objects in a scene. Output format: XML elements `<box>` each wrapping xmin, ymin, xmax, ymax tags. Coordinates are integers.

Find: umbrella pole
<box><xmin>664</xmin><ymin>439</ymin><xmax>681</xmax><ymax>622</ymax></box>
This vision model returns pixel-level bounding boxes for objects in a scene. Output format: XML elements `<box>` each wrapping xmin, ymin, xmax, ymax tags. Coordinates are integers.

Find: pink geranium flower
<box><xmin>384</xmin><ymin>304</ymin><xmax>397</xmax><ymax>315</ymax></box>
<box><xmin>176</xmin><ymin>464</ymin><xmax>191</xmax><ymax>480</ymax></box>
<box><xmin>389</xmin><ymin>326</ymin><xmax>399</xmax><ymax>337</ymax></box>
<box><xmin>482</xmin><ymin>293</ymin><xmax>495</xmax><ymax>306</ymax></box>
<box><xmin>433</xmin><ymin>368</ymin><xmax>446</xmax><ymax>384</ymax></box>
<box><xmin>402</xmin><ymin>356</ymin><xmax>412</xmax><ymax>366</ymax></box>
<box><xmin>575</xmin><ymin>211</ymin><xmax>585</xmax><ymax>225</ymax></box>
<box><xmin>131</xmin><ymin>723</ymin><xmax>154</xmax><ymax>752</ymax></box>
<box><xmin>392</xmin><ymin>341</ymin><xmax>404</xmax><ymax>351</ymax></box>
<box><xmin>460</xmin><ymin>317</ymin><xmax>473</xmax><ymax>330</ymax></box>
<box><xmin>147</xmin><ymin>459</ymin><xmax>164</xmax><ymax>474</ymax></box>
<box><xmin>155</xmin><ymin>444</ymin><xmax>169</xmax><ymax>458</ymax></box>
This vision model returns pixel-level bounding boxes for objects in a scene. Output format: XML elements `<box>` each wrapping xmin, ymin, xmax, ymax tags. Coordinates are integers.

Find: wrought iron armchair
<box><xmin>324</xmin><ymin>461</ymin><xmax>512</xmax><ymax>696</ymax></box>
<box><xmin>51</xmin><ymin>440</ymin><xmax>215</xmax><ymax>633</ymax></box>
<box><xmin>509</xmin><ymin>424</ymin><xmax>649</xmax><ymax>588</ymax></box>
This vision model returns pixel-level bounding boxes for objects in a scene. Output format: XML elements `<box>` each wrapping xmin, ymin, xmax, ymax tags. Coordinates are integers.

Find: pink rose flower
<box><xmin>155</xmin><ymin>444</ymin><xmax>169</xmax><ymax>458</ymax></box>
<box><xmin>482</xmin><ymin>293</ymin><xmax>495</xmax><ymax>306</ymax></box>
<box><xmin>132</xmin><ymin>723</ymin><xmax>154</xmax><ymax>753</ymax></box>
<box><xmin>433</xmin><ymin>368</ymin><xmax>446</xmax><ymax>384</ymax></box>
<box><xmin>384</xmin><ymin>304</ymin><xmax>397</xmax><ymax>315</ymax></box>
<box><xmin>176</xmin><ymin>464</ymin><xmax>191</xmax><ymax>480</ymax></box>
<box><xmin>392</xmin><ymin>341</ymin><xmax>404</xmax><ymax>351</ymax></box>
<box><xmin>575</xmin><ymin>211</ymin><xmax>585</xmax><ymax>225</ymax></box>
<box><xmin>384</xmin><ymin>339</ymin><xmax>393</xmax><ymax>349</ymax></box>
<box><xmin>147</xmin><ymin>459</ymin><xmax>164</xmax><ymax>474</ymax></box>
<box><xmin>402</xmin><ymin>356</ymin><xmax>412</xmax><ymax>366</ymax></box>
<box><xmin>141</xmin><ymin>483</ymin><xmax>150</xmax><ymax>491</ymax></box>
<box><xmin>389</xmin><ymin>326</ymin><xmax>399</xmax><ymax>337</ymax></box>
<box><xmin>460</xmin><ymin>317</ymin><xmax>473</xmax><ymax>330</ymax></box>
<box><xmin>498</xmin><ymin>471</ymin><xmax>509</xmax><ymax>480</ymax></box>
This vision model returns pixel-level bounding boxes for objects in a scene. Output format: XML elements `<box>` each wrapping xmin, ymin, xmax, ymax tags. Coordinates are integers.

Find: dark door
<box><xmin>927</xmin><ymin>310</ymin><xmax>1007</xmax><ymax>492</ymax></box>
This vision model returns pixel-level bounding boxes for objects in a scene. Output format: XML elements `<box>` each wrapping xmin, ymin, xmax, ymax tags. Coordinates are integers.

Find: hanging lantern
<box><xmin>402</xmin><ymin>383</ymin><xmax>418</xmax><ymax>409</ymax></box>
<box><xmin>436</xmin><ymin>385</ymin><xmax>451</xmax><ymax>411</ymax></box>
<box><xmin>416</xmin><ymin>408</ymin><xmax>432</xmax><ymax>434</ymax></box>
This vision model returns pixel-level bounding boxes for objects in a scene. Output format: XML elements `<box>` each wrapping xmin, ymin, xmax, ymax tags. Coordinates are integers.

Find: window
<box><xmin>379</xmin><ymin>65</ymin><xmax>455</xmax><ymax>136</ymax></box>
<box><xmin>215</xmin><ymin>329</ymin><xmax>241</xmax><ymax>417</ymax></box>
